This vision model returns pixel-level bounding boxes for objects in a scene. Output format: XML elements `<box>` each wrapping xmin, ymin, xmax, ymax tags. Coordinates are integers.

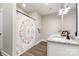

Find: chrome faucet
<box><xmin>66</xmin><ymin>31</ymin><xmax>70</xmax><ymax>40</ymax></box>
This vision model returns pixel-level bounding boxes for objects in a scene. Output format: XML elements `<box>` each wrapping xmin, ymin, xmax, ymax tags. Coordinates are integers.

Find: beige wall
<box><xmin>28</xmin><ymin>12</ymin><xmax>42</xmax><ymax>43</ymax></box>
<box><xmin>41</xmin><ymin>13</ymin><xmax>61</xmax><ymax>40</ymax></box>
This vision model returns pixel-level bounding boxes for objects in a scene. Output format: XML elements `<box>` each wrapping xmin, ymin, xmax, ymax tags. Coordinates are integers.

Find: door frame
<box><xmin>0</xmin><ymin>9</ymin><xmax>3</xmax><ymax>50</ymax></box>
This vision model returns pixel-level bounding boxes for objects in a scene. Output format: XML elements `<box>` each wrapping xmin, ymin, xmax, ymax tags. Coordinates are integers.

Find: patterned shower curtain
<box><xmin>16</xmin><ymin>12</ymin><xmax>36</xmax><ymax>55</ymax></box>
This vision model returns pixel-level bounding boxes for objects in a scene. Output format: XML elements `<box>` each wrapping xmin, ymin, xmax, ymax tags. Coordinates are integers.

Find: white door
<box><xmin>0</xmin><ymin>10</ymin><xmax>2</xmax><ymax>49</ymax></box>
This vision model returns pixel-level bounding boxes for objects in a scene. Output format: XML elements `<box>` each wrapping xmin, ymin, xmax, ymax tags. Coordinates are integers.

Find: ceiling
<box><xmin>17</xmin><ymin>3</ymin><xmax>76</xmax><ymax>16</ymax></box>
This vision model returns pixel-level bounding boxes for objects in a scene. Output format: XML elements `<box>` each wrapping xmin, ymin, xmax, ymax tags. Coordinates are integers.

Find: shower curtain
<box><xmin>16</xmin><ymin>12</ymin><xmax>36</xmax><ymax>55</ymax></box>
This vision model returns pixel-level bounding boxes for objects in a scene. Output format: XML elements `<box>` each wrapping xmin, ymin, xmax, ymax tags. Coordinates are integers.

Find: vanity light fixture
<box><xmin>58</xmin><ymin>3</ymin><xmax>71</xmax><ymax>31</ymax></box>
<box><xmin>22</xmin><ymin>3</ymin><xmax>26</xmax><ymax>7</ymax></box>
<box><xmin>58</xmin><ymin>6</ymin><xmax>70</xmax><ymax>15</ymax></box>
<box><xmin>58</xmin><ymin>8</ymin><xmax>64</xmax><ymax>15</ymax></box>
<box><xmin>63</xmin><ymin>7</ymin><xmax>70</xmax><ymax>14</ymax></box>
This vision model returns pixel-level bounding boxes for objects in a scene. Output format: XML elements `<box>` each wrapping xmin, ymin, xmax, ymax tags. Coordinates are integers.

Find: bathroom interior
<box><xmin>0</xmin><ymin>3</ymin><xmax>79</xmax><ymax>56</ymax></box>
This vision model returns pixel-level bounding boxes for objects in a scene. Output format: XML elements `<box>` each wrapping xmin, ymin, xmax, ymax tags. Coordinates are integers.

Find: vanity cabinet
<box><xmin>47</xmin><ymin>41</ymin><xmax>79</xmax><ymax>56</ymax></box>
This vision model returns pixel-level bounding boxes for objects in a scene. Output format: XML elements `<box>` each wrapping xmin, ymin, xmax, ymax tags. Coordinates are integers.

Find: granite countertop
<box><xmin>47</xmin><ymin>35</ymin><xmax>79</xmax><ymax>46</ymax></box>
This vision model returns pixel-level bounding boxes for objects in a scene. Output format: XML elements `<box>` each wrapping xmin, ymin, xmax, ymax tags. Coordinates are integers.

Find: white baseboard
<box><xmin>41</xmin><ymin>39</ymin><xmax>47</xmax><ymax>42</ymax></box>
<box><xmin>34</xmin><ymin>40</ymin><xmax>41</xmax><ymax>45</ymax></box>
<box><xmin>1</xmin><ymin>50</ymin><xmax>10</xmax><ymax>56</ymax></box>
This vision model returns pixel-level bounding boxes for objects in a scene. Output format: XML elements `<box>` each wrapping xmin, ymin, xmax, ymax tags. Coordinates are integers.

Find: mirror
<box><xmin>59</xmin><ymin>3</ymin><xmax>77</xmax><ymax>37</ymax></box>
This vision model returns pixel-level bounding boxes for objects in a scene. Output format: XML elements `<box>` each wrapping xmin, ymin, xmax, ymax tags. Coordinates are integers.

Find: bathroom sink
<box><xmin>47</xmin><ymin>35</ymin><xmax>79</xmax><ymax>56</ymax></box>
<box><xmin>48</xmin><ymin>34</ymin><xmax>79</xmax><ymax>45</ymax></box>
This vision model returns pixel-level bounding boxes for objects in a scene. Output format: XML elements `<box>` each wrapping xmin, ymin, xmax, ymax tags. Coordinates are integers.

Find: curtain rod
<box><xmin>16</xmin><ymin>10</ymin><xmax>36</xmax><ymax>21</ymax></box>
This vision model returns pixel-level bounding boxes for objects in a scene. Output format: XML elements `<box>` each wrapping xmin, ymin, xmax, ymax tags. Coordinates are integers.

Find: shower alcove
<box><xmin>16</xmin><ymin>11</ymin><xmax>36</xmax><ymax>55</ymax></box>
